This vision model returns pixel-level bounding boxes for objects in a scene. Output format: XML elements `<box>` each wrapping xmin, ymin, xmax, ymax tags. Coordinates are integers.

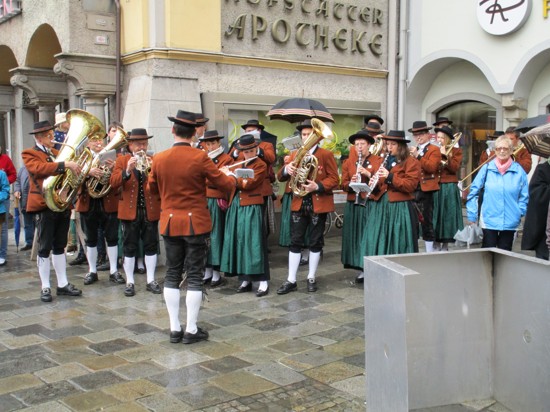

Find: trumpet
<box><xmin>134</xmin><ymin>150</ymin><xmax>152</xmax><ymax>175</ymax></box>
<box><xmin>441</xmin><ymin>132</ymin><xmax>462</xmax><ymax>167</ymax></box>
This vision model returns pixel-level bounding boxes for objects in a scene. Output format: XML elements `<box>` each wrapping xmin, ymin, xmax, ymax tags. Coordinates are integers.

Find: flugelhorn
<box><xmin>134</xmin><ymin>150</ymin><xmax>152</xmax><ymax>175</ymax></box>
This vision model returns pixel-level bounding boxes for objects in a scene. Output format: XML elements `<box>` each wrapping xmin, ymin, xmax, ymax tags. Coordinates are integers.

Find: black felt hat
<box><xmin>127</xmin><ymin>128</ymin><xmax>153</xmax><ymax>140</ymax></box>
<box><xmin>364</xmin><ymin>114</ymin><xmax>384</xmax><ymax>126</ymax></box>
<box><xmin>168</xmin><ymin>110</ymin><xmax>198</xmax><ymax>127</ymax></box>
<box><xmin>349</xmin><ymin>130</ymin><xmax>375</xmax><ymax>145</ymax></box>
<box><xmin>433</xmin><ymin>117</ymin><xmax>453</xmax><ymax>127</ymax></box>
<box><xmin>408</xmin><ymin>120</ymin><xmax>432</xmax><ymax>134</ymax></box>
<box><xmin>199</xmin><ymin>130</ymin><xmax>224</xmax><ymax>142</ymax></box>
<box><xmin>241</xmin><ymin>119</ymin><xmax>265</xmax><ymax>131</ymax></box>
<box><xmin>382</xmin><ymin>130</ymin><xmax>410</xmax><ymax>143</ymax></box>
<box><xmin>194</xmin><ymin>113</ymin><xmax>209</xmax><ymax>126</ymax></box>
<box><xmin>434</xmin><ymin>125</ymin><xmax>454</xmax><ymax>140</ymax></box>
<box><xmin>234</xmin><ymin>134</ymin><xmax>260</xmax><ymax>150</ymax></box>
<box><xmin>29</xmin><ymin>120</ymin><xmax>55</xmax><ymax>135</ymax></box>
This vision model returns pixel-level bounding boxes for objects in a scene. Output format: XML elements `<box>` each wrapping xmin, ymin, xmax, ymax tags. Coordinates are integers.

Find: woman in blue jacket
<box><xmin>466</xmin><ymin>135</ymin><xmax>529</xmax><ymax>251</ymax></box>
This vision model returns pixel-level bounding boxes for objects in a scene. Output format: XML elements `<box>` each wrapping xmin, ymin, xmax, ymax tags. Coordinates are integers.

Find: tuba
<box><xmin>86</xmin><ymin>127</ymin><xmax>128</xmax><ymax>198</ymax></box>
<box><xmin>289</xmin><ymin>118</ymin><xmax>334</xmax><ymax>197</ymax></box>
<box><xmin>43</xmin><ymin>109</ymin><xmax>104</xmax><ymax>212</ymax></box>
<box><xmin>369</xmin><ymin>135</ymin><xmax>385</xmax><ymax>156</ymax></box>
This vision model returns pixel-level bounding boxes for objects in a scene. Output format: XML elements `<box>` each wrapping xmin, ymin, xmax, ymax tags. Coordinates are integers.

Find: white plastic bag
<box><xmin>454</xmin><ymin>224</ymin><xmax>483</xmax><ymax>248</ymax></box>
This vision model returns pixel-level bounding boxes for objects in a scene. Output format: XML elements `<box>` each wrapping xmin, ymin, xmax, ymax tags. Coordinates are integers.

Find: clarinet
<box><xmin>366</xmin><ymin>155</ymin><xmax>389</xmax><ymax>199</ymax></box>
<box><xmin>353</xmin><ymin>150</ymin><xmax>363</xmax><ymax>206</ymax></box>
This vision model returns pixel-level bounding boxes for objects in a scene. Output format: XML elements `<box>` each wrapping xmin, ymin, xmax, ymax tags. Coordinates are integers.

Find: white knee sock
<box><xmin>288</xmin><ymin>251</ymin><xmax>301</xmax><ymax>283</ymax></box>
<box><xmin>51</xmin><ymin>253</ymin><xmax>68</xmax><ymax>288</ymax></box>
<box><xmin>307</xmin><ymin>251</ymin><xmax>321</xmax><ymax>280</ymax></box>
<box><xmin>356</xmin><ymin>271</ymin><xmax>364</xmax><ymax>280</ymax></box>
<box><xmin>425</xmin><ymin>241</ymin><xmax>434</xmax><ymax>253</ymax></box>
<box><xmin>137</xmin><ymin>257</ymin><xmax>145</xmax><ymax>269</ymax></box>
<box><xmin>212</xmin><ymin>269</ymin><xmax>221</xmax><ymax>282</ymax></box>
<box><xmin>107</xmin><ymin>245</ymin><xmax>118</xmax><ymax>274</ymax></box>
<box><xmin>258</xmin><ymin>280</ymin><xmax>268</xmax><ymax>292</ymax></box>
<box><xmin>87</xmin><ymin>246</ymin><xmax>98</xmax><ymax>273</ymax></box>
<box><xmin>124</xmin><ymin>256</ymin><xmax>135</xmax><ymax>284</ymax></box>
<box><xmin>203</xmin><ymin>267</ymin><xmax>213</xmax><ymax>281</ymax></box>
<box><xmin>164</xmin><ymin>287</ymin><xmax>181</xmax><ymax>332</ymax></box>
<box><xmin>38</xmin><ymin>256</ymin><xmax>51</xmax><ymax>289</ymax></box>
<box><xmin>144</xmin><ymin>254</ymin><xmax>157</xmax><ymax>283</ymax></box>
<box><xmin>186</xmin><ymin>290</ymin><xmax>203</xmax><ymax>334</ymax></box>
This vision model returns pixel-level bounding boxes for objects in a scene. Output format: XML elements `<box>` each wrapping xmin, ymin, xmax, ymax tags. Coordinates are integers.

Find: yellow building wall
<box><xmin>166</xmin><ymin>0</ymin><xmax>221</xmax><ymax>52</ymax></box>
<box><xmin>121</xmin><ymin>0</ymin><xmax>150</xmax><ymax>54</ymax></box>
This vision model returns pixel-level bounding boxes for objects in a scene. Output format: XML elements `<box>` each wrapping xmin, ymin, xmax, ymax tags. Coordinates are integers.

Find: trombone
<box><xmin>441</xmin><ymin>132</ymin><xmax>462</xmax><ymax>167</ymax></box>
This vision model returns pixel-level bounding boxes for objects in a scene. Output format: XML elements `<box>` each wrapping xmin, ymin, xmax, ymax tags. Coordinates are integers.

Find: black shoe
<box><xmin>277</xmin><ymin>281</ymin><xmax>297</xmax><ymax>295</ymax></box>
<box><xmin>146</xmin><ymin>280</ymin><xmax>162</xmax><ymax>294</ymax></box>
<box><xmin>97</xmin><ymin>261</ymin><xmax>110</xmax><ymax>271</ymax></box>
<box><xmin>69</xmin><ymin>254</ymin><xmax>87</xmax><ymax>266</ymax></box>
<box><xmin>109</xmin><ymin>272</ymin><xmax>125</xmax><ymax>284</ymax></box>
<box><xmin>136</xmin><ymin>267</ymin><xmax>146</xmax><ymax>275</ymax></box>
<box><xmin>21</xmin><ymin>244</ymin><xmax>32</xmax><ymax>251</ymax></box>
<box><xmin>307</xmin><ymin>279</ymin><xmax>318</xmax><ymax>293</ymax></box>
<box><xmin>56</xmin><ymin>283</ymin><xmax>82</xmax><ymax>297</ymax></box>
<box><xmin>210</xmin><ymin>278</ymin><xmax>226</xmax><ymax>288</ymax></box>
<box><xmin>83</xmin><ymin>272</ymin><xmax>98</xmax><ymax>285</ymax></box>
<box><xmin>41</xmin><ymin>288</ymin><xmax>52</xmax><ymax>302</ymax></box>
<box><xmin>170</xmin><ymin>327</ymin><xmax>184</xmax><ymax>343</ymax></box>
<box><xmin>299</xmin><ymin>258</ymin><xmax>309</xmax><ymax>266</ymax></box>
<box><xmin>203</xmin><ymin>277</ymin><xmax>212</xmax><ymax>285</ymax></box>
<box><xmin>256</xmin><ymin>286</ymin><xmax>269</xmax><ymax>297</ymax></box>
<box><xmin>124</xmin><ymin>283</ymin><xmax>135</xmax><ymax>297</ymax></box>
<box><xmin>355</xmin><ymin>273</ymin><xmax>364</xmax><ymax>284</ymax></box>
<box><xmin>236</xmin><ymin>282</ymin><xmax>252</xmax><ymax>293</ymax></box>
<box><xmin>182</xmin><ymin>327</ymin><xmax>209</xmax><ymax>344</ymax></box>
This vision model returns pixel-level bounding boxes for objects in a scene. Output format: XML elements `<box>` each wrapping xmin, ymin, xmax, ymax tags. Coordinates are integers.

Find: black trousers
<box><xmin>81</xmin><ymin>199</ymin><xmax>118</xmax><ymax>248</ymax></box>
<box><xmin>290</xmin><ymin>210</ymin><xmax>327</xmax><ymax>254</ymax></box>
<box><xmin>163</xmin><ymin>233</ymin><xmax>209</xmax><ymax>291</ymax></box>
<box><xmin>34</xmin><ymin>209</ymin><xmax>71</xmax><ymax>257</ymax></box>
<box><xmin>414</xmin><ymin>190</ymin><xmax>435</xmax><ymax>241</ymax></box>
<box><xmin>120</xmin><ymin>207</ymin><xmax>159</xmax><ymax>257</ymax></box>
<box><xmin>482</xmin><ymin>229</ymin><xmax>515</xmax><ymax>251</ymax></box>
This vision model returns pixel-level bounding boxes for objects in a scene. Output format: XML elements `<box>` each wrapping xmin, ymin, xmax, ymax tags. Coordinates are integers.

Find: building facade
<box><xmin>0</xmin><ymin>0</ymin><xmax>391</xmax><ymax>169</ymax></box>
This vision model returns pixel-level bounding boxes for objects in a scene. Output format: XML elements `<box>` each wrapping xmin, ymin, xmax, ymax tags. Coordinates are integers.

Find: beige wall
<box><xmin>121</xmin><ymin>0</ymin><xmax>150</xmax><ymax>53</ymax></box>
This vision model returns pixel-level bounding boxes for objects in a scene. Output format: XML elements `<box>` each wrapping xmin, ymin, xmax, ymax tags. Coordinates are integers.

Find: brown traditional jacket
<box><xmin>22</xmin><ymin>146</ymin><xmax>65</xmax><ymax>213</ymax></box>
<box><xmin>206</xmin><ymin>152</ymin><xmax>234</xmax><ymax>199</ymax></box>
<box><xmin>234</xmin><ymin>141</ymin><xmax>275</xmax><ymax>197</ymax></box>
<box><xmin>439</xmin><ymin>147</ymin><xmax>463</xmax><ymax>184</ymax></box>
<box><xmin>416</xmin><ymin>143</ymin><xmax>441</xmax><ymax>192</ymax></box>
<box><xmin>147</xmin><ymin>143</ymin><xmax>236</xmax><ymax>237</ymax></box>
<box><xmin>341</xmin><ymin>151</ymin><xmax>384</xmax><ymax>202</ymax></box>
<box><xmin>232</xmin><ymin>158</ymin><xmax>268</xmax><ymax>206</ymax></box>
<box><xmin>110</xmin><ymin>154</ymin><xmax>161</xmax><ymax>221</ymax></box>
<box><xmin>277</xmin><ymin>146</ymin><xmax>339</xmax><ymax>214</ymax></box>
<box><xmin>75</xmin><ymin>186</ymin><xmax>120</xmax><ymax>214</ymax></box>
<box><xmin>382</xmin><ymin>156</ymin><xmax>421</xmax><ymax>202</ymax></box>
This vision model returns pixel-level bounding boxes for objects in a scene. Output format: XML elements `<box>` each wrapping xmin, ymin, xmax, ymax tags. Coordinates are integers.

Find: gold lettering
<box><xmin>252</xmin><ymin>15</ymin><xmax>267</xmax><ymax>40</ymax></box>
<box><xmin>313</xmin><ymin>24</ymin><xmax>329</xmax><ymax>49</ymax></box>
<box><xmin>301</xmin><ymin>0</ymin><xmax>312</xmax><ymax>13</ymax></box>
<box><xmin>544</xmin><ymin>0</ymin><xmax>550</xmax><ymax>18</ymax></box>
<box><xmin>351</xmin><ymin>29</ymin><xmax>366</xmax><ymax>53</ymax></box>
<box><xmin>225</xmin><ymin>14</ymin><xmax>247</xmax><ymax>39</ymax></box>
<box><xmin>360</xmin><ymin>7</ymin><xmax>371</xmax><ymax>23</ymax></box>
<box><xmin>333</xmin><ymin>3</ymin><xmax>344</xmax><ymax>19</ymax></box>
<box><xmin>267</xmin><ymin>0</ymin><xmax>278</xmax><ymax>6</ymax></box>
<box><xmin>296</xmin><ymin>22</ymin><xmax>311</xmax><ymax>46</ymax></box>
<box><xmin>333</xmin><ymin>28</ymin><xmax>347</xmax><ymax>50</ymax></box>
<box><xmin>316</xmin><ymin>1</ymin><xmax>328</xmax><ymax>17</ymax></box>
<box><xmin>272</xmin><ymin>19</ymin><xmax>291</xmax><ymax>43</ymax></box>
<box><xmin>369</xmin><ymin>33</ymin><xmax>383</xmax><ymax>55</ymax></box>
<box><xmin>284</xmin><ymin>0</ymin><xmax>294</xmax><ymax>11</ymax></box>
<box><xmin>372</xmin><ymin>8</ymin><xmax>383</xmax><ymax>24</ymax></box>
<box><xmin>347</xmin><ymin>5</ymin><xmax>357</xmax><ymax>21</ymax></box>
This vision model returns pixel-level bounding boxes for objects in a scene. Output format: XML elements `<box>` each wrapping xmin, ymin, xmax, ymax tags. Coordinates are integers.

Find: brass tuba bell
<box><xmin>289</xmin><ymin>118</ymin><xmax>334</xmax><ymax>197</ymax></box>
<box><xmin>86</xmin><ymin>127</ymin><xmax>128</xmax><ymax>198</ymax></box>
<box><xmin>43</xmin><ymin>109</ymin><xmax>104</xmax><ymax>211</ymax></box>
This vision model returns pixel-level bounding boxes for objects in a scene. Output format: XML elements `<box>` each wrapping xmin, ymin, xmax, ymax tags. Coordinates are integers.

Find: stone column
<box><xmin>37</xmin><ymin>105</ymin><xmax>56</xmax><ymax>124</ymax></box>
<box><xmin>0</xmin><ymin>113</ymin><xmax>5</xmax><ymax>153</ymax></box>
<box><xmin>501</xmin><ymin>94</ymin><xmax>527</xmax><ymax>127</ymax></box>
<box><xmin>82</xmin><ymin>95</ymin><xmax>107</xmax><ymax>126</ymax></box>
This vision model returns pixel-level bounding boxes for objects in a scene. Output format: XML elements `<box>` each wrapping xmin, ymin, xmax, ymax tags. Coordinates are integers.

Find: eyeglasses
<box><xmin>495</xmin><ymin>147</ymin><xmax>510</xmax><ymax>152</ymax></box>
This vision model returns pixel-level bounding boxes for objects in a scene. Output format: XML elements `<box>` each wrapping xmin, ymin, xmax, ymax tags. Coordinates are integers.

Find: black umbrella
<box><xmin>515</xmin><ymin>114</ymin><xmax>550</xmax><ymax>132</ymax></box>
<box><xmin>267</xmin><ymin>98</ymin><xmax>334</xmax><ymax>123</ymax></box>
<box><xmin>521</xmin><ymin>123</ymin><xmax>550</xmax><ymax>158</ymax></box>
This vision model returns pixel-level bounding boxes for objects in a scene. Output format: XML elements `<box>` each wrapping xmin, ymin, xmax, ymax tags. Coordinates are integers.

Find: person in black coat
<box><xmin>521</xmin><ymin>159</ymin><xmax>550</xmax><ymax>260</ymax></box>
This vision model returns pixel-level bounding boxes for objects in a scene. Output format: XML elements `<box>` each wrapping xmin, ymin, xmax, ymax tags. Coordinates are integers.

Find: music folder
<box><xmin>98</xmin><ymin>149</ymin><xmax>116</xmax><ymax>166</ymax></box>
<box><xmin>235</xmin><ymin>168</ymin><xmax>254</xmax><ymax>179</ymax></box>
<box><xmin>349</xmin><ymin>182</ymin><xmax>371</xmax><ymax>193</ymax></box>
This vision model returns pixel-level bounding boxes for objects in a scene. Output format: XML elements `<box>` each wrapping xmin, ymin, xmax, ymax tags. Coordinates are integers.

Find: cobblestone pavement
<box><xmin>0</xmin><ymin>225</ymin><xmax>528</xmax><ymax>411</ymax></box>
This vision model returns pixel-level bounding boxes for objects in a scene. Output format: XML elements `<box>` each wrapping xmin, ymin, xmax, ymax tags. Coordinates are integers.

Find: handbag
<box><xmin>454</xmin><ymin>224</ymin><xmax>483</xmax><ymax>248</ymax></box>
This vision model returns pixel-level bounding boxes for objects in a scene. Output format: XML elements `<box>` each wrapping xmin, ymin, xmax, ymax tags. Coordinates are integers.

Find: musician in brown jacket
<box><xmin>22</xmin><ymin>120</ymin><xmax>83</xmax><ymax>303</ymax></box>
<box><xmin>76</xmin><ymin>134</ymin><xmax>124</xmax><ymax>286</ymax></box>
<box><xmin>276</xmin><ymin>119</ymin><xmax>339</xmax><ymax>295</ymax></box>
<box><xmin>148</xmin><ymin>110</ymin><xmax>236</xmax><ymax>344</ymax></box>
<box><xmin>110</xmin><ymin>128</ymin><xmax>161</xmax><ymax>297</ymax></box>
<box><xmin>408</xmin><ymin>120</ymin><xmax>442</xmax><ymax>252</ymax></box>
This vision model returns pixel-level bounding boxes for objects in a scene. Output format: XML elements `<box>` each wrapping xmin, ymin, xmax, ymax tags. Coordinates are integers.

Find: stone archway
<box><xmin>25</xmin><ymin>24</ymin><xmax>61</xmax><ymax>69</ymax></box>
